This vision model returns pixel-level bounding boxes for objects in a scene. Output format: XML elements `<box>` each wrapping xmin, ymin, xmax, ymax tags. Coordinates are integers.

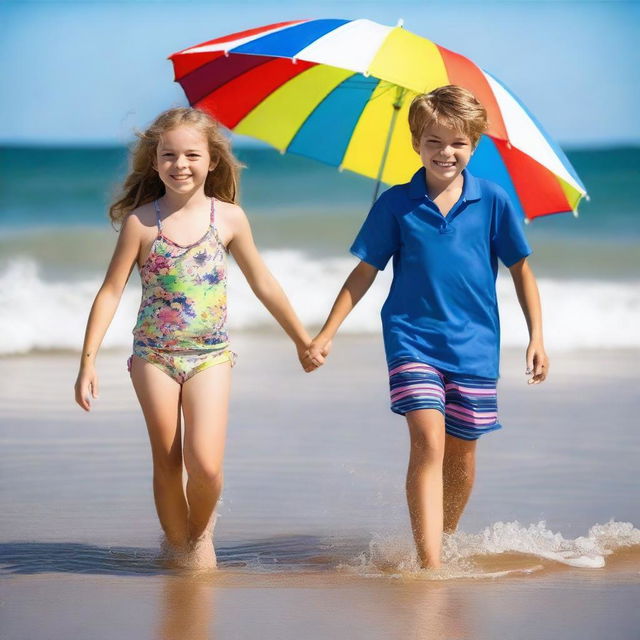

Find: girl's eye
<box><xmin>161</xmin><ymin>153</ymin><xmax>201</xmax><ymax>158</ymax></box>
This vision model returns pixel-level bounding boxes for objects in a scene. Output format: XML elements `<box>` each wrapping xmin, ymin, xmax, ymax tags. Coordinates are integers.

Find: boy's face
<box><xmin>412</xmin><ymin>121</ymin><xmax>473</xmax><ymax>186</ymax></box>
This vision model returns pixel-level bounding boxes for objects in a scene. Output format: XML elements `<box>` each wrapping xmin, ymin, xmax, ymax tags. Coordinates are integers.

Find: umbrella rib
<box><xmin>372</xmin><ymin>86</ymin><xmax>408</xmax><ymax>203</ymax></box>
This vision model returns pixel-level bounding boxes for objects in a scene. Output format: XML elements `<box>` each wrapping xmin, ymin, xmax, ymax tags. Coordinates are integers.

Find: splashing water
<box><xmin>340</xmin><ymin>520</ymin><xmax>640</xmax><ymax>579</ymax></box>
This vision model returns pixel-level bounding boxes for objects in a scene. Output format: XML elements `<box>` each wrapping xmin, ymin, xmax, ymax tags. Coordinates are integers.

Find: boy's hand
<box><xmin>302</xmin><ymin>334</ymin><xmax>332</xmax><ymax>373</ymax></box>
<box><xmin>75</xmin><ymin>364</ymin><xmax>99</xmax><ymax>411</ymax></box>
<box><xmin>526</xmin><ymin>341</ymin><xmax>548</xmax><ymax>385</ymax></box>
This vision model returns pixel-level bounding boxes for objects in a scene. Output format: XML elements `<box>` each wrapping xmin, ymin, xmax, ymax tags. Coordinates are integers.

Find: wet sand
<box><xmin>2</xmin><ymin>567</ymin><xmax>639</xmax><ymax>640</ymax></box>
<box><xmin>1</xmin><ymin>335</ymin><xmax>639</xmax><ymax>638</ymax></box>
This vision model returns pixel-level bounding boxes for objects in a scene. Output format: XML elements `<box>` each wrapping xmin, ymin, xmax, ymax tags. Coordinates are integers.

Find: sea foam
<box><xmin>1</xmin><ymin>254</ymin><xmax>639</xmax><ymax>355</ymax></box>
<box><xmin>342</xmin><ymin>520</ymin><xmax>640</xmax><ymax>578</ymax></box>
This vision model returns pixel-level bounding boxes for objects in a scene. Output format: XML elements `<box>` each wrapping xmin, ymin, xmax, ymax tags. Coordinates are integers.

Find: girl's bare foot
<box><xmin>185</xmin><ymin>513</ymin><xmax>218</xmax><ymax>570</ymax></box>
<box><xmin>158</xmin><ymin>535</ymin><xmax>190</xmax><ymax>569</ymax></box>
<box><xmin>188</xmin><ymin>531</ymin><xmax>217</xmax><ymax>570</ymax></box>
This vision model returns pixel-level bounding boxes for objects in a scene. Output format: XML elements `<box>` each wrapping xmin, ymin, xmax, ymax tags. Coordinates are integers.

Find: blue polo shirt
<box><xmin>350</xmin><ymin>167</ymin><xmax>532</xmax><ymax>379</ymax></box>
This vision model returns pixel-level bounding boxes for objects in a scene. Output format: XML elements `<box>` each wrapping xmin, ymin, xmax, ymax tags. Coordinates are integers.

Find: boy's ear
<box><xmin>411</xmin><ymin>136</ymin><xmax>420</xmax><ymax>154</ymax></box>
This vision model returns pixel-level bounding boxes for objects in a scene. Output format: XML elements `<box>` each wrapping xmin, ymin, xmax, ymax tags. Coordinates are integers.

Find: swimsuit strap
<box><xmin>153</xmin><ymin>200</ymin><xmax>163</xmax><ymax>234</ymax></box>
<box><xmin>208</xmin><ymin>197</ymin><xmax>227</xmax><ymax>253</ymax></box>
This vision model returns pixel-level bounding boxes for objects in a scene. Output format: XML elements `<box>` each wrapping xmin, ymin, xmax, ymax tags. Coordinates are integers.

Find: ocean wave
<box><xmin>1</xmin><ymin>254</ymin><xmax>639</xmax><ymax>355</ymax></box>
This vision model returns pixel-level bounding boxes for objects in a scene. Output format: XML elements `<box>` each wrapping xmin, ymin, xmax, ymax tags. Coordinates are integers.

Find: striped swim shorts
<box><xmin>388</xmin><ymin>360</ymin><xmax>502</xmax><ymax>441</ymax></box>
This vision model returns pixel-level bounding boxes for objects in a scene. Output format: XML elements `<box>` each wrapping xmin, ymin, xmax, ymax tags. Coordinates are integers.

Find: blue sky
<box><xmin>2</xmin><ymin>0</ymin><xmax>639</xmax><ymax>148</ymax></box>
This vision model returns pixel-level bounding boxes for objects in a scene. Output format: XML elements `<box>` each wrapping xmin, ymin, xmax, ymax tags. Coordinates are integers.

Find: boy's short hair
<box><xmin>408</xmin><ymin>85</ymin><xmax>488</xmax><ymax>148</ymax></box>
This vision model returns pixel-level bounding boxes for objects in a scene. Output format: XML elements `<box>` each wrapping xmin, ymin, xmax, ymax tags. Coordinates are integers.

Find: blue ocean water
<box><xmin>1</xmin><ymin>145</ymin><xmax>638</xmax><ymax>266</ymax></box>
<box><xmin>0</xmin><ymin>145</ymin><xmax>638</xmax><ymax>354</ymax></box>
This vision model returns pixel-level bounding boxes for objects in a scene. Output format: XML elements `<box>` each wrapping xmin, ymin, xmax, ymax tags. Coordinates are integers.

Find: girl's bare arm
<box><xmin>74</xmin><ymin>215</ymin><xmax>142</xmax><ymax>410</ymax></box>
<box><xmin>509</xmin><ymin>257</ymin><xmax>549</xmax><ymax>384</ymax></box>
<box><xmin>225</xmin><ymin>205</ymin><xmax>315</xmax><ymax>371</ymax></box>
<box><xmin>306</xmin><ymin>260</ymin><xmax>379</xmax><ymax>361</ymax></box>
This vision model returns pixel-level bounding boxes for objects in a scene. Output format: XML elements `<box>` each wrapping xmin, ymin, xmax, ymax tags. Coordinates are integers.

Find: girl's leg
<box><xmin>405</xmin><ymin>409</ymin><xmax>446</xmax><ymax>569</ymax></box>
<box><xmin>442</xmin><ymin>435</ymin><xmax>477</xmax><ymax>533</ymax></box>
<box><xmin>129</xmin><ymin>356</ymin><xmax>189</xmax><ymax>547</ymax></box>
<box><xmin>181</xmin><ymin>361</ymin><xmax>231</xmax><ymax>542</ymax></box>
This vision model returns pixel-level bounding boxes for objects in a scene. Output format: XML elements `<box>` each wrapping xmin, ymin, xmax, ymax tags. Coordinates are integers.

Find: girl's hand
<box><xmin>526</xmin><ymin>341</ymin><xmax>548</xmax><ymax>385</ymax></box>
<box><xmin>75</xmin><ymin>365</ymin><xmax>99</xmax><ymax>411</ymax></box>
<box><xmin>302</xmin><ymin>335</ymin><xmax>332</xmax><ymax>373</ymax></box>
<box><xmin>297</xmin><ymin>342</ymin><xmax>320</xmax><ymax>372</ymax></box>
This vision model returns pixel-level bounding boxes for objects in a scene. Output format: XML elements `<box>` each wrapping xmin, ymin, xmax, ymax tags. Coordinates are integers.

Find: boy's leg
<box><xmin>443</xmin><ymin>434</ymin><xmax>477</xmax><ymax>533</ymax></box>
<box><xmin>130</xmin><ymin>356</ymin><xmax>189</xmax><ymax>548</ymax></box>
<box><xmin>405</xmin><ymin>409</ymin><xmax>446</xmax><ymax>569</ymax></box>
<box><xmin>181</xmin><ymin>361</ymin><xmax>231</xmax><ymax>542</ymax></box>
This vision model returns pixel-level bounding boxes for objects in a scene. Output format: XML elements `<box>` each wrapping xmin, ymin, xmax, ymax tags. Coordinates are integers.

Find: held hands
<box><xmin>526</xmin><ymin>340</ymin><xmax>549</xmax><ymax>385</ymax></box>
<box><xmin>299</xmin><ymin>334</ymin><xmax>332</xmax><ymax>373</ymax></box>
<box><xmin>74</xmin><ymin>364</ymin><xmax>99</xmax><ymax>411</ymax></box>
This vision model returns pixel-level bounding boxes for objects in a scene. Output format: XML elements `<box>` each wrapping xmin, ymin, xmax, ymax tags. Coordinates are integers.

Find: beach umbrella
<box><xmin>168</xmin><ymin>18</ymin><xmax>587</xmax><ymax>220</ymax></box>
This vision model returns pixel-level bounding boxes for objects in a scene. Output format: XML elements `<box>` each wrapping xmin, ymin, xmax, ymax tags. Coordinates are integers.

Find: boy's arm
<box><xmin>305</xmin><ymin>261</ymin><xmax>379</xmax><ymax>363</ymax></box>
<box><xmin>509</xmin><ymin>257</ymin><xmax>549</xmax><ymax>384</ymax></box>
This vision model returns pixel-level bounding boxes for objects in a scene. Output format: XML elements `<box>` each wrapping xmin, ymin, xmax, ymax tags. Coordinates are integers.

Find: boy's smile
<box><xmin>412</xmin><ymin>121</ymin><xmax>473</xmax><ymax>188</ymax></box>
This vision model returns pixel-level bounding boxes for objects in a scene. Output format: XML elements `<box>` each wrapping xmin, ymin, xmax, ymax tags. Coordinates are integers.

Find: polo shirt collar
<box><xmin>408</xmin><ymin>167</ymin><xmax>482</xmax><ymax>203</ymax></box>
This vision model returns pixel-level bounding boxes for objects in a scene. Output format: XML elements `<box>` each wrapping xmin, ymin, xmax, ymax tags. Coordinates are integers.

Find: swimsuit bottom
<box><xmin>388</xmin><ymin>360</ymin><xmax>501</xmax><ymax>441</ymax></box>
<box><xmin>128</xmin><ymin>345</ymin><xmax>237</xmax><ymax>385</ymax></box>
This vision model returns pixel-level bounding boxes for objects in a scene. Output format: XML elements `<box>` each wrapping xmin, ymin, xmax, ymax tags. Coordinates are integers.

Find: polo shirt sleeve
<box><xmin>349</xmin><ymin>193</ymin><xmax>400</xmax><ymax>271</ymax></box>
<box><xmin>491</xmin><ymin>191</ymin><xmax>532</xmax><ymax>268</ymax></box>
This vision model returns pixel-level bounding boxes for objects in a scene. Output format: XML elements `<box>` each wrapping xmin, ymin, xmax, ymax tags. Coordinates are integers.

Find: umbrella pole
<box><xmin>372</xmin><ymin>87</ymin><xmax>407</xmax><ymax>205</ymax></box>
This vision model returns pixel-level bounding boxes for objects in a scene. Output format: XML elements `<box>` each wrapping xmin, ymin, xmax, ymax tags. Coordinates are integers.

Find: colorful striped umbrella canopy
<box><xmin>169</xmin><ymin>18</ymin><xmax>587</xmax><ymax>220</ymax></box>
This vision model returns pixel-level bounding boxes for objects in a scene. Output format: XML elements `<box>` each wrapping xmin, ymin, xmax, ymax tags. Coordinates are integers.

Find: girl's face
<box><xmin>154</xmin><ymin>125</ymin><xmax>215</xmax><ymax>195</ymax></box>
<box><xmin>412</xmin><ymin>121</ymin><xmax>473</xmax><ymax>186</ymax></box>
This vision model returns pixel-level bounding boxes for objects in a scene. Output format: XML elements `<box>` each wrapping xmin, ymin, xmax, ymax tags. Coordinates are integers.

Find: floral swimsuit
<box><xmin>128</xmin><ymin>198</ymin><xmax>236</xmax><ymax>384</ymax></box>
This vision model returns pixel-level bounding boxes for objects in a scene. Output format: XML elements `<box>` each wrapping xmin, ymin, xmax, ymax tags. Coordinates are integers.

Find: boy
<box><xmin>305</xmin><ymin>85</ymin><xmax>548</xmax><ymax>569</ymax></box>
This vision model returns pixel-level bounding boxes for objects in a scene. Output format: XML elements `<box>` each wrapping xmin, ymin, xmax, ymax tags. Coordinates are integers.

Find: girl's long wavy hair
<box><xmin>109</xmin><ymin>107</ymin><xmax>242</xmax><ymax>227</ymax></box>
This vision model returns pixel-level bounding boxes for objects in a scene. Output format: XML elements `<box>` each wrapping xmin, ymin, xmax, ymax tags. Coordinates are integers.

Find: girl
<box><xmin>74</xmin><ymin>107</ymin><xmax>321</xmax><ymax>569</ymax></box>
